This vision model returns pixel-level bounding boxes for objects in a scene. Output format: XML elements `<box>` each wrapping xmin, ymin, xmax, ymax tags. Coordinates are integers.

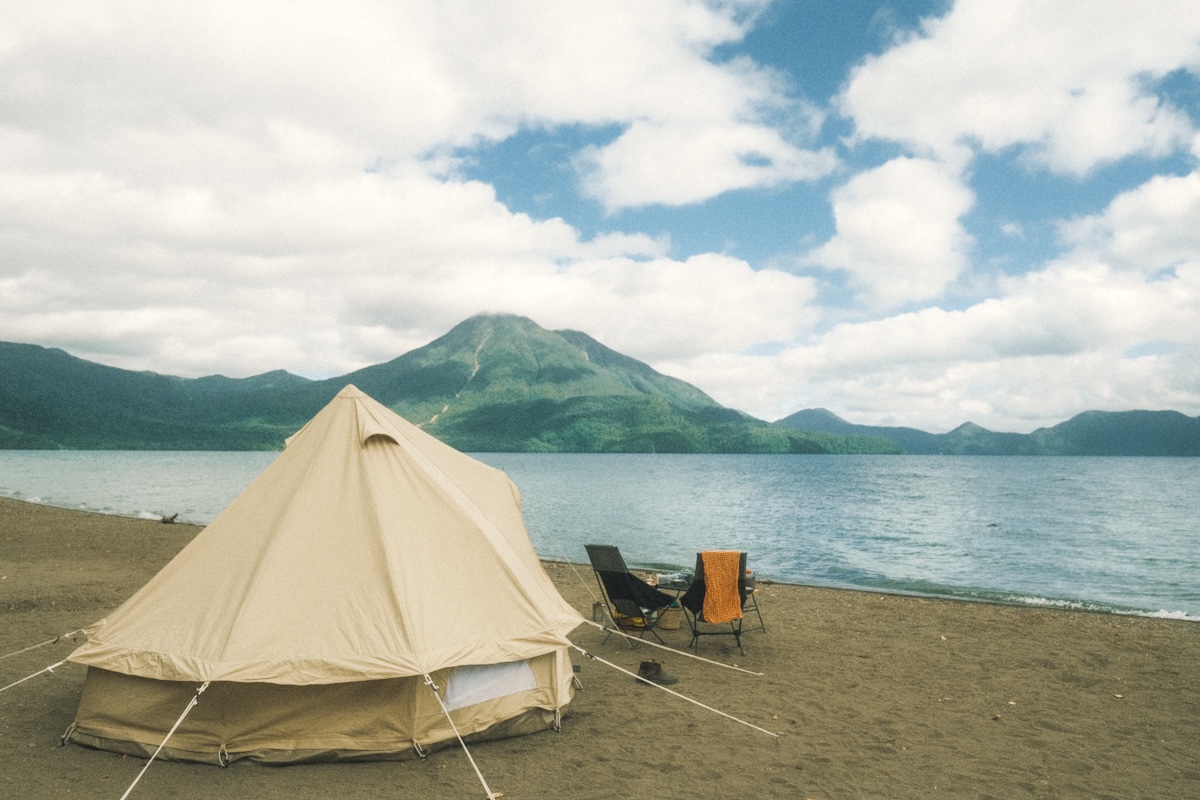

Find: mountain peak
<box><xmin>448</xmin><ymin>312</ymin><xmax>541</xmax><ymax>337</ymax></box>
<box><xmin>947</xmin><ymin>421</ymin><xmax>989</xmax><ymax>436</ymax></box>
<box><xmin>776</xmin><ymin>408</ymin><xmax>848</xmax><ymax>426</ymax></box>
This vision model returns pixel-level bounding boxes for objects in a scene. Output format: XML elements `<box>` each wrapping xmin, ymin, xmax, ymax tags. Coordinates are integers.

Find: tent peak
<box><xmin>337</xmin><ymin>384</ymin><xmax>366</xmax><ymax>399</ymax></box>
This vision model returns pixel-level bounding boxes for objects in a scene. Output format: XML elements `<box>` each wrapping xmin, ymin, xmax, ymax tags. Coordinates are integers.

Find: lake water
<box><xmin>1</xmin><ymin>451</ymin><xmax>1197</xmax><ymax>620</ymax></box>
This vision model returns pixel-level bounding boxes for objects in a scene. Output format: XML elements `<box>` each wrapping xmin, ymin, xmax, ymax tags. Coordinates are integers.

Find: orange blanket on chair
<box><xmin>701</xmin><ymin>551</ymin><xmax>743</xmax><ymax>624</ymax></box>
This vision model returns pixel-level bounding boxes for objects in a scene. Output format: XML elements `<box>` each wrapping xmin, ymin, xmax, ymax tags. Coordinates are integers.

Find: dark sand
<box><xmin>2</xmin><ymin>495</ymin><xmax>1198</xmax><ymax>799</ymax></box>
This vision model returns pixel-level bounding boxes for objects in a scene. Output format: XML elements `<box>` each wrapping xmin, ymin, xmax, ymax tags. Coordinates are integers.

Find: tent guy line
<box><xmin>0</xmin><ymin>629</ymin><xmax>84</xmax><ymax>662</ymax></box>
<box><xmin>571</xmin><ymin>645</ymin><xmax>779</xmax><ymax>738</ymax></box>
<box><xmin>578</xmin><ymin>618</ymin><xmax>765</xmax><ymax>676</ymax></box>
<box><xmin>0</xmin><ymin>659</ymin><xmax>68</xmax><ymax>694</ymax></box>
<box><xmin>423</xmin><ymin>673</ymin><xmax>500</xmax><ymax>800</ymax></box>
<box><xmin>117</xmin><ymin>681</ymin><xmax>211</xmax><ymax>800</ymax></box>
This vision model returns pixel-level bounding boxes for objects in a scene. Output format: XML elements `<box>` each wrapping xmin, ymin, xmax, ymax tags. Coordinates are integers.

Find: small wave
<box><xmin>980</xmin><ymin>592</ymin><xmax>1198</xmax><ymax>622</ymax></box>
<box><xmin>1141</xmin><ymin>609</ymin><xmax>1197</xmax><ymax>621</ymax></box>
<box><xmin>1005</xmin><ymin>595</ymin><xmax>1103</xmax><ymax>611</ymax></box>
<box><xmin>860</xmin><ymin>578</ymin><xmax>1200</xmax><ymax>622</ymax></box>
<box><xmin>136</xmin><ymin>510</ymin><xmax>163</xmax><ymax>521</ymax></box>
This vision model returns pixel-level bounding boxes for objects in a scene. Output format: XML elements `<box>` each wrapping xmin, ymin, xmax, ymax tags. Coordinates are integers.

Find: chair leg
<box><xmin>684</xmin><ymin>609</ymin><xmax>700</xmax><ymax>651</ymax></box>
<box><xmin>685</xmin><ymin>612</ymin><xmax>744</xmax><ymax>654</ymax></box>
<box><xmin>748</xmin><ymin>597</ymin><xmax>766</xmax><ymax>633</ymax></box>
<box><xmin>597</xmin><ymin>606</ymin><xmax>635</xmax><ymax>648</ymax></box>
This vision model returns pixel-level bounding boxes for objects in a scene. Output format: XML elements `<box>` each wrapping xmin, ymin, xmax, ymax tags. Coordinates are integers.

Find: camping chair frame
<box><xmin>680</xmin><ymin>551</ymin><xmax>750</xmax><ymax>655</ymax></box>
<box><xmin>584</xmin><ymin>544</ymin><xmax>678</xmax><ymax>645</ymax></box>
<box><xmin>742</xmin><ymin>573</ymin><xmax>766</xmax><ymax>633</ymax></box>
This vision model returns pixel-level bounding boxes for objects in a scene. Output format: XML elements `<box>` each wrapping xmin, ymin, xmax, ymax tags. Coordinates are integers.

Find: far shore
<box><xmin>3</xmin><ymin>496</ymin><xmax>1198</xmax><ymax>799</ymax></box>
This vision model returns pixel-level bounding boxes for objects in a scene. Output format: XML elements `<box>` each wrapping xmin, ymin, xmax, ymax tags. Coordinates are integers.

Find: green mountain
<box><xmin>775</xmin><ymin>407</ymin><xmax>1200</xmax><ymax>456</ymax></box>
<box><xmin>9</xmin><ymin>317</ymin><xmax>1194</xmax><ymax>455</ymax></box>
<box><xmin>775</xmin><ymin>409</ymin><xmax>944</xmax><ymax>454</ymax></box>
<box><xmin>320</xmin><ymin>315</ymin><xmax>898</xmax><ymax>453</ymax></box>
<box><xmin>0</xmin><ymin>342</ymin><xmax>313</xmax><ymax>449</ymax></box>
<box><xmin>0</xmin><ymin>315</ymin><xmax>898</xmax><ymax>454</ymax></box>
<box><xmin>1028</xmin><ymin>410</ymin><xmax>1200</xmax><ymax>456</ymax></box>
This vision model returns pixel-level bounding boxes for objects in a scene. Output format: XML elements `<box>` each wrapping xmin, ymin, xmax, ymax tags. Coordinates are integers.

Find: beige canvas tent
<box><xmin>64</xmin><ymin>385</ymin><xmax>583</xmax><ymax>764</ymax></box>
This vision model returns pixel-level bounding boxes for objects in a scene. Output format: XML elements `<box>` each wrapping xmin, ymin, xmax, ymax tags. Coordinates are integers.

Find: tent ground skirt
<box><xmin>66</xmin><ymin>651</ymin><xmax>571</xmax><ymax>765</ymax></box>
<box><xmin>66</xmin><ymin>707</ymin><xmax>559</xmax><ymax>765</ymax></box>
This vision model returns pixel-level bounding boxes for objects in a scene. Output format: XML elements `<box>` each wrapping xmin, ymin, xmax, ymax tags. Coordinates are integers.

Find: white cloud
<box><xmin>728</xmin><ymin>1</ymin><xmax>1200</xmax><ymax>431</ymax></box>
<box><xmin>805</xmin><ymin>157</ymin><xmax>975</xmax><ymax>308</ymax></box>
<box><xmin>0</xmin><ymin>0</ymin><xmax>831</xmax><ymax>380</ymax></box>
<box><xmin>840</xmin><ymin>0</ymin><xmax>1200</xmax><ymax>174</ymax></box>
<box><xmin>683</xmin><ymin>261</ymin><xmax>1197</xmax><ymax>430</ymax></box>
<box><xmin>1058</xmin><ymin>171</ymin><xmax>1200</xmax><ymax>274</ymax></box>
<box><xmin>578</xmin><ymin>119</ymin><xmax>836</xmax><ymax>210</ymax></box>
<box><xmin>540</xmin><ymin>254</ymin><xmax>819</xmax><ymax>360</ymax></box>
<box><xmin>727</xmin><ymin>170</ymin><xmax>1200</xmax><ymax>430</ymax></box>
<box><xmin>0</xmin><ymin>157</ymin><xmax>813</xmax><ymax>376</ymax></box>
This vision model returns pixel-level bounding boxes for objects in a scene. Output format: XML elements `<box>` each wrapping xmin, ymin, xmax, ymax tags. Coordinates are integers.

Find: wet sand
<box><xmin>2</xmin><ymin>496</ymin><xmax>1198</xmax><ymax>799</ymax></box>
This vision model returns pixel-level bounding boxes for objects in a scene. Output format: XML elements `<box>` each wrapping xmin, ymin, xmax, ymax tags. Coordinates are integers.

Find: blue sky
<box><xmin>2</xmin><ymin>1</ymin><xmax>1199</xmax><ymax>431</ymax></box>
<box><xmin>463</xmin><ymin>1</ymin><xmax>947</xmax><ymax>266</ymax></box>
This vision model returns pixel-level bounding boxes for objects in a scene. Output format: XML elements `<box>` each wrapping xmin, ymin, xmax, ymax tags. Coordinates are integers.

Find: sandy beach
<box><xmin>2</xmin><ymin>495</ymin><xmax>1198</xmax><ymax>799</ymax></box>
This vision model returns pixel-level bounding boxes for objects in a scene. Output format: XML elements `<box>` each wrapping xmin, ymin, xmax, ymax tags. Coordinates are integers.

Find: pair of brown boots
<box><xmin>635</xmin><ymin>660</ymin><xmax>678</xmax><ymax>686</ymax></box>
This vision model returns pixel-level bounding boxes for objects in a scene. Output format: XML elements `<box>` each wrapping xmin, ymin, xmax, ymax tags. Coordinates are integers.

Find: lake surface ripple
<box><xmin>1</xmin><ymin>452</ymin><xmax>1196</xmax><ymax>620</ymax></box>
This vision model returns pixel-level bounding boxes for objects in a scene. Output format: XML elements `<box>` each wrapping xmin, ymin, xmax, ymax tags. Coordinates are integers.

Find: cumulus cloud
<box><xmin>0</xmin><ymin>158</ymin><xmax>811</xmax><ymax>376</ymax></box>
<box><xmin>805</xmin><ymin>157</ymin><xmax>975</xmax><ymax>308</ymax></box>
<box><xmin>736</xmin><ymin>170</ymin><xmax>1200</xmax><ymax>430</ymax></box>
<box><xmin>536</xmin><ymin>254</ymin><xmax>819</xmax><ymax>360</ymax></box>
<box><xmin>578</xmin><ymin>119</ymin><xmax>836</xmax><ymax>210</ymax></box>
<box><xmin>0</xmin><ymin>0</ymin><xmax>829</xmax><ymax>379</ymax></box>
<box><xmin>678</xmin><ymin>258</ymin><xmax>1197</xmax><ymax>431</ymax></box>
<box><xmin>1058</xmin><ymin>171</ymin><xmax>1200</xmax><ymax>274</ymax></box>
<box><xmin>839</xmin><ymin>0</ymin><xmax>1200</xmax><ymax>174</ymax></box>
<box><xmin>732</xmin><ymin>0</ymin><xmax>1200</xmax><ymax>430</ymax></box>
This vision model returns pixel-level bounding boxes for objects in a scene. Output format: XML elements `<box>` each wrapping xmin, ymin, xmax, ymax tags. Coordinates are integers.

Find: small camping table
<box><xmin>651</xmin><ymin>574</ymin><xmax>692</xmax><ymax>596</ymax></box>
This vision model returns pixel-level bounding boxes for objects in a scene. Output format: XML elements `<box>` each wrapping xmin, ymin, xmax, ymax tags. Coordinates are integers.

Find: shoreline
<box><xmin>545</xmin><ymin>555</ymin><xmax>1200</xmax><ymax>624</ymax></box>
<box><xmin>3</xmin><ymin>496</ymin><xmax>1200</xmax><ymax>798</ymax></box>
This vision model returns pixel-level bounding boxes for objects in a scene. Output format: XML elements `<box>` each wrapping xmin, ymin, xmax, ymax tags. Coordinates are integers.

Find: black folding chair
<box><xmin>584</xmin><ymin>544</ymin><xmax>677</xmax><ymax>645</ymax></box>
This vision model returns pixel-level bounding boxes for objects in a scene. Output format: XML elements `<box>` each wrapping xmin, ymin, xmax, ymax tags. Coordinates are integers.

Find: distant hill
<box><xmin>776</xmin><ymin>409</ymin><xmax>944</xmax><ymax>454</ymax></box>
<box><xmin>0</xmin><ymin>315</ymin><xmax>899</xmax><ymax>454</ymax></box>
<box><xmin>775</xmin><ymin>408</ymin><xmax>1200</xmax><ymax>456</ymax></box>
<box><xmin>0</xmin><ymin>342</ymin><xmax>315</xmax><ymax>449</ymax></box>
